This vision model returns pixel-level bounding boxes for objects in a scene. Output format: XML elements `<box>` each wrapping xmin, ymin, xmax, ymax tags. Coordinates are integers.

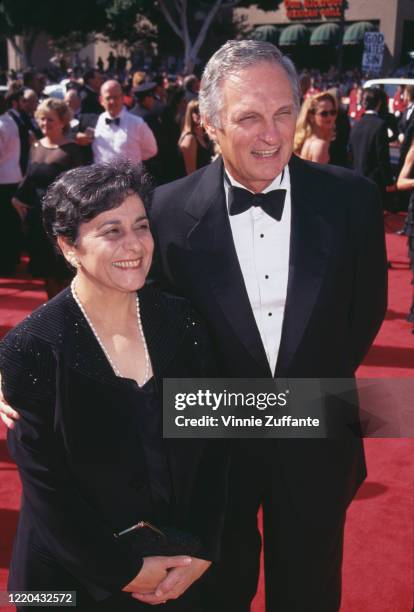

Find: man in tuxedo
<box><xmin>92</xmin><ymin>80</ymin><xmax>157</xmax><ymax>165</ymax></box>
<box><xmin>79</xmin><ymin>69</ymin><xmax>105</xmax><ymax>115</ymax></box>
<box><xmin>139</xmin><ymin>40</ymin><xmax>387</xmax><ymax>610</ymax></box>
<box><xmin>349</xmin><ymin>87</ymin><xmax>394</xmax><ymax>206</ymax></box>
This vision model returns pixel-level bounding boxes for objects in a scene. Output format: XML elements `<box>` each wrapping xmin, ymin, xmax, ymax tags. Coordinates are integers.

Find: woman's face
<box><xmin>312</xmin><ymin>99</ymin><xmax>337</xmax><ymax>131</ymax></box>
<box><xmin>38</xmin><ymin>109</ymin><xmax>65</xmax><ymax>139</ymax></box>
<box><xmin>69</xmin><ymin>194</ymin><xmax>154</xmax><ymax>295</ymax></box>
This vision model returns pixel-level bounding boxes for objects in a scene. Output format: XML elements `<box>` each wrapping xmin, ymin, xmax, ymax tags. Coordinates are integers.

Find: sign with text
<box><xmin>362</xmin><ymin>32</ymin><xmax>385</xmax><ymax>75</ymax></box>
<box><xmin>284</xmin><ymin>0</ymin><xmax>344</xmax><ymax>20</ymax></box>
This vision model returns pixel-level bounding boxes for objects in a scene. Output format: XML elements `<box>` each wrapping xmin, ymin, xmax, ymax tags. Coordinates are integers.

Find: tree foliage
<box><xmin>0</xmin><ymin>0</ymin><xmax>283</xmax><ymax>70</ymax></box>
<box><xmin>99</xmin><ymin>0</ymin><xmax>284</xmax><ymax>73</ymax></box>
<box><xmin>0</xmin><ymin>0</ymin><xmax>107</xmax><ymax>63</ymax></box>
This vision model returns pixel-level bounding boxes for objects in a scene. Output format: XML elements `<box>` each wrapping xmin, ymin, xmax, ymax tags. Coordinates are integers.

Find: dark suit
<box><xmin>150</xmin><ymin>155</ymin><xmax>387</xmax><ymax>611</ymax></box>
<box><xmin>0</xmin><ymin>286</ymin><xmax>229</xmax><ymax>611</ymax></box>
<box><xmin>68</xmin><ymin>112</ymin><xmax>99</xmax><ymax>164</ymax></box>
<box><xmin>79</xmin><ymin>86</ymin><xmax>104</xmax><ymax>115</ymax></box>
<box><xmin>349</xmin><ymin>112</ymin><xmax>393</xmax><ymax>198</ymax></box>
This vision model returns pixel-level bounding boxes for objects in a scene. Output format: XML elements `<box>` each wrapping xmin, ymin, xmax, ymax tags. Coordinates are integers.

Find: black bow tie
<box><xmin>105</xmin><ymin>117</ymin><xmax>120</xmax><ymax>126</ymax></box>
<box><xmin>228</xmin><ymin>185</ymin><xmax>286</xmax><ymax>221</ymax></box>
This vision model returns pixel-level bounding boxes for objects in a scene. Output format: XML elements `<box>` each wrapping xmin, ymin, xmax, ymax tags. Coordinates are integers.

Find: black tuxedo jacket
<box><xmin>349</xmin><ymin>113</ymin><xmax>393</xmax><ymax>190</ymax></box>
<box><xmin>79</xmin><ymin>86</ymin><xmax>104</xmax><ymax>116</ymax></box>
<box><xmin>150</xmin><ymin>155</ymin><xmax>387</xmax><ymax>514</ymax></box>
<box><xmin>0</xmin><ymin>287</ymin><xmax>228</xmax><ymax>603</ymax></box>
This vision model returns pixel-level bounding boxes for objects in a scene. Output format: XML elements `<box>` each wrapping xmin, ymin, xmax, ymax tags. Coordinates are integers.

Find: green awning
<box><xmin>279</xmin><ymin>24</ymin><xmax>310</xmax><ymax>46</ymax></box>
<box><xmin>249</xmin><ymin>25</ymin><xmax>280</xmax><ymax>45</ymax></box>
<box><xmin>343</xmin><ymin>21</ymin><xmax>375</xmax><ymax>45</ymax></box>
<box><xmin>310</xmin><ymin>23</ymin><xmax>341</xmax><ymax>46</ymax></box>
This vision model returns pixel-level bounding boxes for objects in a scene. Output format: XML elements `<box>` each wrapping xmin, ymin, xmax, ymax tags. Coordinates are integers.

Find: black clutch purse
<box><xmin>114</xmin><ymin>521</ymin><xmax>201</xmax><ymax>557</ymax></box>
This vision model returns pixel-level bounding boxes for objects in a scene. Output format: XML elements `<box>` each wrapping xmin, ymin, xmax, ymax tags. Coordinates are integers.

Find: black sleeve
<box><xmin>348</xmin><ymin>181</ymin><xmax>388</xmax><ymax>370</ymax></box>
<box><xmin>0</xmin><ymin>332</ymin><xmax>142</xmax><ymax>601</ymax></box>
<box><xmin>15</xmin><ymin>172</ymin><xmax>36</xmax><ymax>207</ymax></box>
<box><xmin>68</xmin><ymin>143</ymin><xmax>86</xmax><ymax>169</ymax></box>
<box><xmin>181</xmin><ymin>306</ymin><xmax>230</xmax><ymax>563</ymax></box>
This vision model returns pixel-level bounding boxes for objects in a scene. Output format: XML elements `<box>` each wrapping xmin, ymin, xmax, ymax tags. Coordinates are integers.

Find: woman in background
<box><xmin>178</xmin><ymin>100</ymin><xmax>212</xmax><ymax>175</ymax></box>
<box><xmin>397</xmin><ymin>139</ymin><xmax>414</xmax><ymax>332</ymax></box>
<box><xmin>12</xmin><ymin>98</ymin><xmax>83</xmax><ymax>298</ymax></box>
<box><xmin>294</xmin><ymin>92</ymin><xmax>337</xmax><ymax>165</ymax></box>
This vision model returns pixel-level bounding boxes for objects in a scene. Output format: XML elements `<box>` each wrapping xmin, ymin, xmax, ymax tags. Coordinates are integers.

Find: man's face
<box><xmin>22</xmin><ymin>91</ymin><xmax>38</xmax><ymax>115</ymax></box>
<box><xmin>14</xmin><ymin>94</ymin><xmax>25</xmax><ymax>112</ymax></box>
<box><xmin>142</xmin><ymin>93</ymin><xmax>155</xmax><ymax>111</ymax></box>
<box><xmin>64</xmin><ymin>90</ymin><xmax>81</xmax><ymax>114</ymax></box>
<box><xmin>89</xmin><ymin>71</ymin><xmax>104</xmax><ymax>93</ymax></box>
<box><xmin>204</xmin><ymin>63</ymin><xmax>297</xmax><ymax>193</ymax></box>
<box><xmin>100</xmin><ymin>82</ymin><xmax>123</xmax><ymax>117</ymax></box>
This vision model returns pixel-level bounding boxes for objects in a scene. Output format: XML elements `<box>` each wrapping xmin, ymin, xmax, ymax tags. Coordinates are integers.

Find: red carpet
<box><xmin>1</xmin><ymin>214</ymin><xmax>413</xmax><ymax>611</ymax></box>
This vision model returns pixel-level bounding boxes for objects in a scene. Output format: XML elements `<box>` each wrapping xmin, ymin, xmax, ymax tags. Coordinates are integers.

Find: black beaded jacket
<box><xmin>0</xmin><ymin>285</ymin><xmax>228</xmax><ymax>602</ymax></box>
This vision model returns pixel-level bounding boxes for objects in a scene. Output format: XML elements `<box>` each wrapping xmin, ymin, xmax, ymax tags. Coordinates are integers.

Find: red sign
<box><xmin>284</xmin><ymin>0</ymin><xmax>344</xmax><ymax>19</ymax></box>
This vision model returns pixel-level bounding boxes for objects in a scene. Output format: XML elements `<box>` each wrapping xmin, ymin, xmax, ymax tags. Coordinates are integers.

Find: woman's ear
<box><xmin>57</xmin><ymin>236</ymin><xmax>80</xmax><ymax>269</ymax></box>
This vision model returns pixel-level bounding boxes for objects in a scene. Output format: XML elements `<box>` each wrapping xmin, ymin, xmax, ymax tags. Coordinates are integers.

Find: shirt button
<box><xmin>268</xmin><ymin>312</ymin><xmax>272</xmax><ymax>317</ymax></box>
<box><xmin>265</xmin><ymin>275</ymin><xmax>269</xmax><ymax>279</ymax></box>
<box><xmin>260</xmin><ymin>234</ymin><xmax>264</xmax><ymax>238</ymax></box>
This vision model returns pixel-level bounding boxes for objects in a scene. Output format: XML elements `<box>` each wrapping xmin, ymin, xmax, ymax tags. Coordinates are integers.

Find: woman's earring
<box><xmin>67</xmin><ymin>251</ymin><xmax>80</xmax><ymax>269</ymax></box>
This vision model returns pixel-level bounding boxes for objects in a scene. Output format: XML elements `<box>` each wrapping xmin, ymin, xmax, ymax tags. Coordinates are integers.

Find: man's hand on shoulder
<box><xmin>0</xmin><ymin>373</ymin><xmax>19</xmax><ymax>429</ymax></box>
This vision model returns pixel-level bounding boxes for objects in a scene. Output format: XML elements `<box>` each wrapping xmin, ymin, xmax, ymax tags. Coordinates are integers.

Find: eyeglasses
<box><xmin>315</xmin><ymin>110</ymin><xmax>337</xmax><ymax>117</ymax></box>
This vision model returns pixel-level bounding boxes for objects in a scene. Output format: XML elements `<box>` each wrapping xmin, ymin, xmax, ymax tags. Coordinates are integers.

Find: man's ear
<box><xmin>202</xmin><ymin>115</ymin><xmax>218</xmax><ymax>142</ymax></box>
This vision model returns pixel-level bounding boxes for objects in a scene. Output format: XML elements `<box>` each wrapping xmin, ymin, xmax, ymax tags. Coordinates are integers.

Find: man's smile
<box><xmin>251</xmin><ymin>147</ymin><xmax>280</xmax><ymax>158</ymax></box>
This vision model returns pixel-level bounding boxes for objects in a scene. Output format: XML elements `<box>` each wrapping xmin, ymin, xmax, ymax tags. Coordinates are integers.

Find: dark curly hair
<box><xmin>42</xmin><ymin>161</ymin><xmax>152</xmax><ymax>246</ymax></box>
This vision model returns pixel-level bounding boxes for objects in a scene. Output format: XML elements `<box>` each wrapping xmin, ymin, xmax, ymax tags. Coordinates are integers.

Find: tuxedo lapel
<box><xmin>276</xmin><ymin>156</ymin><xmax>331</xmax><ymax>374</ymax></box>
<box><xmin>185</xmin><ymin>160</ymin><xmax>270</xmax><ymax>374</ymax></box>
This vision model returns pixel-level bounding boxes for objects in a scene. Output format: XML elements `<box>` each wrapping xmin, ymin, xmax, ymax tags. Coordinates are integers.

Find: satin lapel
<box><xmin>186</xmin><ymin>160</ymin><xmax>270</xmax><ymax>374</ymax></box>
<box><xmin>276</xmin><ymin>156</ymin><xmax>331</xmax><ymax>374</ymax></box>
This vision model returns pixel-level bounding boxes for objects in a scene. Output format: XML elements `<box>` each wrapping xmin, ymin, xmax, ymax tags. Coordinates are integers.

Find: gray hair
<box><xmin>199</xmin><ymin>39</ymin><xmax>300</xmax><ymax>128</ymax></box>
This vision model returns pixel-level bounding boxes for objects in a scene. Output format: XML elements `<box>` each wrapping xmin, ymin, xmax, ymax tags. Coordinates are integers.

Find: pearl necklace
<box><xmin>71</xmin><ymin>280</ymin><xmax>150</xmax><ymax>386</ymax></box>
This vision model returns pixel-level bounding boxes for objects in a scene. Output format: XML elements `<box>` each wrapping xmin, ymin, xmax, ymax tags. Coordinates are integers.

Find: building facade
<box><xmin>236</xmin><ymin>0</ymin><xmax>414</xmax><ymax>74</ymax></box>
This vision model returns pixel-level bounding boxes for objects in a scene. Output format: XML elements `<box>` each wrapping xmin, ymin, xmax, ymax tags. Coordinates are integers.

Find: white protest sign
<box><xmin>362</xmin><ymin>32</ymin><xmax>385</xmax><ymax>74</ymax></box>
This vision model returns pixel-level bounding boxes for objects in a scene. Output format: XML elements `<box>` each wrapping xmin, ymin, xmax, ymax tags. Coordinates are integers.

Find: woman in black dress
<box><xmin>0</xmin><ymin>161</ymin><xmax>228</xmax><ymax>610</ymax></box>
<box><xmin>12</xmin><ymin>98</ymin><xmax>84</xmax><ymax>298</ymax></box>
<box><xmin>178</xmin><ymin>100</ymin><xmax>213</xmax><ymax>175</ymax></box>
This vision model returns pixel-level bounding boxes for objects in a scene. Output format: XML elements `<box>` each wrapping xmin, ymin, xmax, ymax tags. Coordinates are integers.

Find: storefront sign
<box><xmin>284</xmin><ymin>0</ymin><xmax>344</xmax><ymax>20</ymax></box>
<box><xmin>362</xmin><ymin>32</ymin><xmax>385</xmax><ymax>74</ymax></box>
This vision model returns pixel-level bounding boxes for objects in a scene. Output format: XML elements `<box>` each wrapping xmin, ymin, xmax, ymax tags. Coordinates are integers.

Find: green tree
<box><xmin>0</xmin><ymin>0</ymin><xmax>107</xmax><ymax>65</ymax></box>
<box><xmin>100</xmin><ymin>0</ymin><xmax>283</xmax><ymax>73</ymax></box>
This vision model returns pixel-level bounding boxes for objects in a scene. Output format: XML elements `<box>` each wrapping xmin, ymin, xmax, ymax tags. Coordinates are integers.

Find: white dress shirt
<box><xmin>224</xmin><ymin>166</ymin><xmax>291</xmax><ymax>374</ymax></box>
<box><xmin>92</xmin><ymin>108</ymin><xmax>158</xmax><ymax>164</ymax></box>
<box><xmin>0</xmin><ymin>112</ymin><xmax>22</xmax><ymax>184</ymax></box>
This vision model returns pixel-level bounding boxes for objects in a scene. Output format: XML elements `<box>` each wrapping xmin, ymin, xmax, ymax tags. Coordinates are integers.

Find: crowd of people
<box><xmin>0</xmin><ymin>38</ymin><xmax>409</xmax><ymax>611</ymax></box>
<box><xmin>1</xmin><ymin>55</ymin><xmax>413</xmax><ymax>325</ymax></box>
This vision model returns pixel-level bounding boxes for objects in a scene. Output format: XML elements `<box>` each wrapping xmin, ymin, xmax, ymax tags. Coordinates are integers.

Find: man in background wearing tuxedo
<box><xmin>79</xmin><ymin>69</ymin><xmax>105</xmax><ymax>115</ymax></box>
<box><xmin>143</xmin><ymin>40</ymin><xmax>387</xmax><ymax>611</ymax></box>
<box><xmin>349</xmin><ymin>87</ymin><xmax>394</xmax><ymax>208</ymax></box>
